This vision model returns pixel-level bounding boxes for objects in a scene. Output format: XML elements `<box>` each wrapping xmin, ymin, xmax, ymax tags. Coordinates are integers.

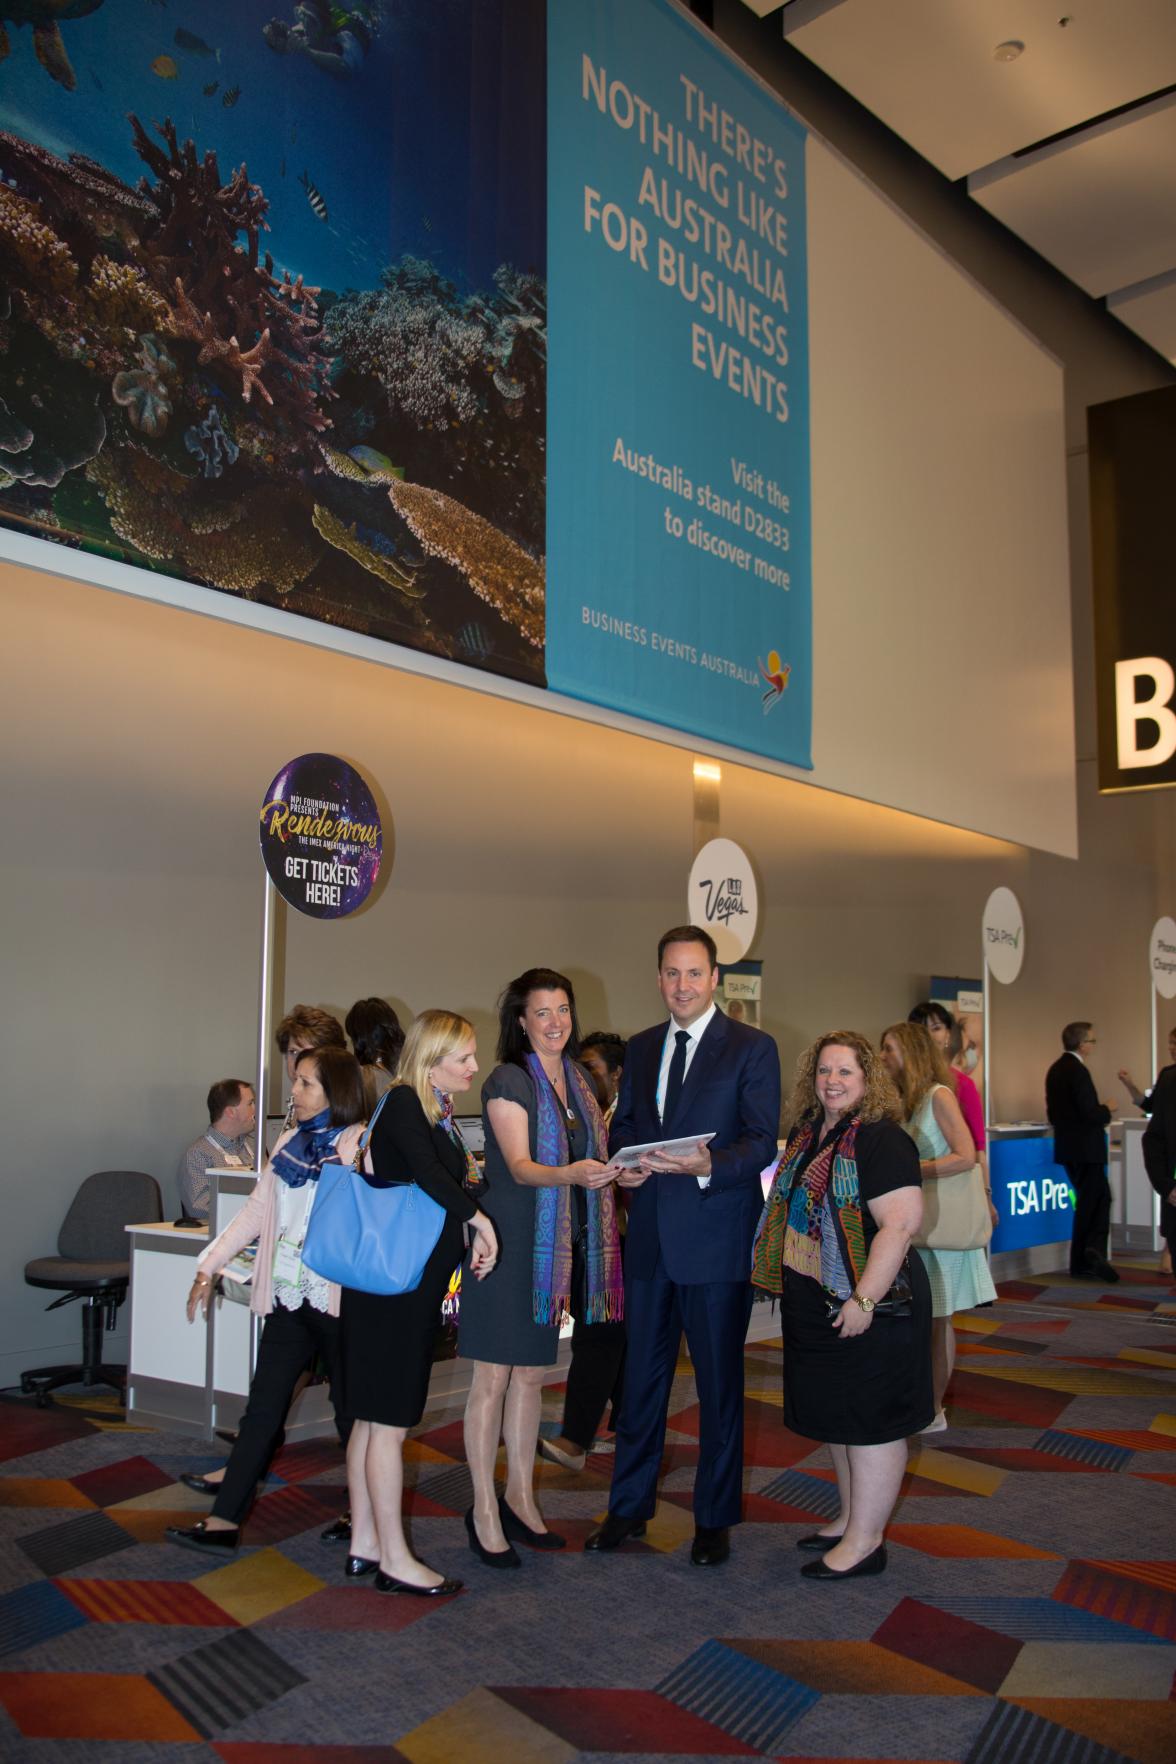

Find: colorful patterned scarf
<box><xmin>526</xmin><ymin>1053</ymin><xmax>624</xmax><ymax>1327</ymax></box>
<box><xmin>751</xmin><ymin>1113</ymin><xmax>866</xmax><ymax>1293</ymax></box>
<box><xmin>271</xmin><ymin>1108</ymin><xmax>340</xmax><ymax>1188</ymax></box>
<box><xmin>435</xmin><ymin>1089</ymin><xmax>486</xmax><ymax>1197</ymax></box>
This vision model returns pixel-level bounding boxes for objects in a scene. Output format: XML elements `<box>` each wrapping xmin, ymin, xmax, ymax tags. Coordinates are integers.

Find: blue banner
<box><xmin>546</xmin><ymin>0</ymin><xmax>811</xmax><ymax>766</ymax></box>
<box><xmin>990</xmin><ymin>1136</ymin><xmax>1073</xmax><ymax>1254</ymax></box>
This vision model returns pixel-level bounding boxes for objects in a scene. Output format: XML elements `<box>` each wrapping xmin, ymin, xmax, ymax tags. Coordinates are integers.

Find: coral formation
<box><xmin>85</xmin><ymin>257</ymin><xmax>170</xmax><ymax>337</ymax></box>
<box><xmin>87</xmin><ymin>445</ymin><xmax>317</xmax><ymax>592</ymax></box>
<box><xmin>111</xmin><ymin>335</ymin><xmax>176</xmax><ymax>438</ymax></box>
<box><xmin>0</xmin><ymin>183</ymin><xmax>77</xmax><ymax>293</ymax></box>
<box><xmin>313</xmin><ymin>504</ymin><xmax>424</xmax><ymax>598</ymax></box>
<box><xmin>0</xmin><ymin>329</ymin><xmax>105</xmax><ymax>486</ymax></box>
<box><xmin>386</xmin><ymin>479</ymin><xmax>543</xmax><ymax>649</ymax></box>
<box><xmin>184</xmin><ymin>405</ymin><xmax>240</xmax><ymax>479</ymax></box>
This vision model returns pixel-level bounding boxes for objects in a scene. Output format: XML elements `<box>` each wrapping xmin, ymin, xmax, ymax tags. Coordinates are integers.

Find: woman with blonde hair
<box><xmin>753</xmin><ymin>1032</ymin><xmax>932</xmax><ymax>1581</ymax></box>
<box><xmin>340</xmin><ymin>1010</ymin><xmax>499</xmax><ymax>1596</ymax></box>
<box><xmin>880</xmin><ymin>1020</ymin><xmax>992</xmax><ymax>1433</ymax></box>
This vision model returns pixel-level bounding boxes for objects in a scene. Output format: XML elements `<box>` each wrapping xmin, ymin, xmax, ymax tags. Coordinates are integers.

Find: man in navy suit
<box><xmin>585</xmin><ymin>925</ymin><xmax>781</xmax><ymax>1566</ymax></box>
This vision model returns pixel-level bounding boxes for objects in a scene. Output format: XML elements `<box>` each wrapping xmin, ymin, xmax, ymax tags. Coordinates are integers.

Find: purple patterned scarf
<box><xmin>526</xmin><ymin>1053</ymin><xmax>623</xmax><ymax>1327</ymax></box>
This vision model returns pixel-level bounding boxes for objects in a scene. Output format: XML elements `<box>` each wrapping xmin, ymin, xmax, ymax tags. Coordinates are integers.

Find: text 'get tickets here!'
<box><xmin>545</xmin><ymin>0</ymin><xmax>812</xmax><ymax>770</ymax></box>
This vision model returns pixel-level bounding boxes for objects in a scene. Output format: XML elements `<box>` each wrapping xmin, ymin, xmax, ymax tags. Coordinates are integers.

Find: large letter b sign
<box><xmin>1115</xmin><ymin>657</ymin><xmax>1176</xmax><ymax>770</ymax></box>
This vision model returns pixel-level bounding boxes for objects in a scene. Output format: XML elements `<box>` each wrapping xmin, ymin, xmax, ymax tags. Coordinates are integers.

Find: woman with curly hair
<box><xmin>753</xmin><ymin>1033</ymin><xmax>933</xmax><ymax>1581</ymax></box>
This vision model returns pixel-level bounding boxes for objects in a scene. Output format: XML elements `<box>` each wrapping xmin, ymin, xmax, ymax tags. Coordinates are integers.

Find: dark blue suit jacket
<box><xmin>610</xmin><ymin>1011</ymin><xmax>781</xmax><ymax>1285</ymax></box>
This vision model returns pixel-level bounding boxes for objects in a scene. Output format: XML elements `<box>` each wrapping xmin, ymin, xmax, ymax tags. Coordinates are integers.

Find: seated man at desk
<box><xmin>177</xmin><ymin>1079</ymin><xmax>256</xmax><ymax>1222</ymax></box>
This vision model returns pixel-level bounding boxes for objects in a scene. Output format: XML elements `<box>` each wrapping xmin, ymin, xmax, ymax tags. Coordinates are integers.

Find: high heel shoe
<box><xmin>464</xmin><ymin>1505</ymin><xmax>520</xmax><ymax>1568</ymax></box>
<box><xmin>374</xmin><ymin>1569</ymin><xmax>462</xmax><ymax>1597</ymax></box>
<box><xmin>498</xmin><ymin>1495</ymin><xmax>565</xmax><ymax>1551</ymax></box>
<box><xmin>344</xmin><ymin>1555</ymin><xmax>378</xmax><ymax>1578</ymax></box>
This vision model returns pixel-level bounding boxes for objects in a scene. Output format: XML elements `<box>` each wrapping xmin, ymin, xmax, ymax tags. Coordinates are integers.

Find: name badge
<box><xmin>272</xmin><ymin>1238</ymin><xmax>302</xmax><ymax>1286</ymax></box>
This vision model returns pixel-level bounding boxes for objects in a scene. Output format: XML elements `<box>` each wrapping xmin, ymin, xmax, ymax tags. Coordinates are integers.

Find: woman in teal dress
<box><xmin>881</xmin><ymin>1022</ymin><xmax>994</xmax><ymax>1432</ymax></box>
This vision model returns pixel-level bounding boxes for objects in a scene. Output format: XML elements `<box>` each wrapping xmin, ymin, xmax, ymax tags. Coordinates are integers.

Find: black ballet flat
<box><xmin>796</xmin><ymin>1532</ymin><xmax>844</xmax><ymax>1552</ymax></box>
<box><xmin>801</xmin><ymin>1544</ymin><xmax>887</xmax><ymax>1580</ymax></box>
<box><xmin>344</xmin><ymin>1555</ymin><xmax>378</xmax><ymax>1578</ymax></box>
<box><xmin>165</xmin><ymin>1520</ymin><xmax>240</xmax><ymax>1556</ymax></box>
<box><xmin>498</xmin><ymin>1495</ymin><xmax>566</xmax><ymax>1551</ymax></box>
<box><xmin>179</xmin><ymin>1472</ymin><xmax>222</xmax><ymax>1496</ymax></box>
<box><xmin>374</xmin><ymin>1569</ymin><xmax>462</xmax><ymax>1597</ymax></box>
<box><xmin>321</xmin><ymin>1513</ymin><xmax>352</xmax><ymax>1544</ymax></box>
<box><xmin>464</xmin><ymin>1505</ymin><xmax>520</xmax><ymax>1568</ymax></box>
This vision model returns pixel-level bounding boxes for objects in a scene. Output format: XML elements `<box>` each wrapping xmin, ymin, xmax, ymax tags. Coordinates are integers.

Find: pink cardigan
<box><xmin>196</xmin><ymin>1123</ymin><xmax>364</xmax><ymax>1318</ymax></box>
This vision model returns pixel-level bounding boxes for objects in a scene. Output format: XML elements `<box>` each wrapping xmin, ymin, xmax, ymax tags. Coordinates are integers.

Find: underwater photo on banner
<box><xmin>546</xmin><ymin>0</ymin><xmax>812</xmax><ymax>768</ymax></box>
<box><xmin>0</xmin><ymin>0</ymin><xmax>546</xmax><ymax>687</ymax></box>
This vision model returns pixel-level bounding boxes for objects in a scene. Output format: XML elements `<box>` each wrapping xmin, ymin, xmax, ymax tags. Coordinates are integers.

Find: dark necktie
<box><xmin>663</xmin><ymin>1029</ymin><xmax>690</xmax><ymax>1125</ymax></box>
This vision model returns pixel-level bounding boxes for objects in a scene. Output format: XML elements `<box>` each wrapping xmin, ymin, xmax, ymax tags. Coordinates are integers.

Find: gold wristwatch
<box><xmin>851</xmin><ymin>1290</ymin><xmax>875</xmax><ymax>1312</ymax></box>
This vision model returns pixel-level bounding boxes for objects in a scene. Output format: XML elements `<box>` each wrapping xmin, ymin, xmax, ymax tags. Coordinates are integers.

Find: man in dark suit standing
<box><xmin>585</xmin><ymin>925</ymin><xmax>781</xmax><ymax>1566</ymax></box>
<box><xmin>1045</xmin><ymin>1021</ymin><xmax>1118</xmax><ymax>1282</ymax></box>
<box><xmin>1141</xmin><ymin>1069</ymin><xmax>1176</xmax><ymax>1276</ymax></box>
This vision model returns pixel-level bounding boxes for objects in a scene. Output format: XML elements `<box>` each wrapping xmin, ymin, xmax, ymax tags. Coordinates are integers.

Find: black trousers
<box><xmin>1065</xmin><ymin>1161</ymin><xmax>1111</xmax><ymax>1274</ymax></box>
<box><xmin>212</xmin><ymin>1301</ymin><xmax>345</xmax><ymax>1525</ymax></box>
<box><xmin>560</xmin><ymin>1227</ymin><xmax>626</xmax><ymax>1450</ymax></box>
<box><xmin>561</xmin><ymin>1316</ymin><xmax>626</xmax><ymax>1450</ymax></box>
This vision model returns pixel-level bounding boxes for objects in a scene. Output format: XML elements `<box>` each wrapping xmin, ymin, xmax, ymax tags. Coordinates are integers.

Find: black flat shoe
<box><xmin>498</xmin><ymin>1496</ymin><xmax>566</xmax><ymax>1551</ymax></box>
<box><xmin>179</xmin><ymin>1472</ymin><xmax>223</xmax><ymax>1496</ymax></box>
<box><xmin>691</xmin><ymin>1525</ymin><xmax>730</xmax><ymax>1566</ymax></box>
<box><xmin>584</xmin><ymin>1513</ymin><xmax>647</xmax><ymax>1552</ymax></box>
<box><xmin>796</xmin><ymin>1532</ymin><xmax>844</xmax><ymax>1552</ymax></box>
<box><xmin>344</xmin><ymin>1555</ymin><xmax>378</xmax><ymax>1578</ymax></box>
<box><xmin>801</xmin><ymin>1544</ymin><xmax>887</xmax><ymax>1580</ymax></box>
<box><xmin>165</xmin><ymin>1521</ymin><xmax>240</xmax><ymax>1556</ymax></box>
<box><xmin>374</xmin><ymin>1569</ymin><xmax>462</xmax><ymax>1597</ymax></box>
<box><xmin>321</xmin><ymin>1513</ymin><xmax>352</xmax><ymax>1543</ymax></box>
<box><xmin>464</xmin><ymin>1506</ymin><xmax>520</xmax><ymax>1568</ymax></box>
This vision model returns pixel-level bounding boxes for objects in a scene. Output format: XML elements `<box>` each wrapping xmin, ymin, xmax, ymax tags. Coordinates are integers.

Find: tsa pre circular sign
<box><xmin>259</xmin><ymin>754</ymin><xmax>382</xmax><ymax>919</ymax></box>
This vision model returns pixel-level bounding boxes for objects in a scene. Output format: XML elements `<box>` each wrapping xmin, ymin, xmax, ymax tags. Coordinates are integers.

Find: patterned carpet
<box><xmin>2</xmin><ymin>1262</ymin><xmax>1175</xmax><ymax>1763</ymax></box>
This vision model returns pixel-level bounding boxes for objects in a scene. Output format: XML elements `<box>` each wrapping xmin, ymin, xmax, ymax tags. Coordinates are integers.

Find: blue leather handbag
<box><xmin>302</xmin><ymin>1091</ymin><xmax>447</xmax><ymax>1295</ymax></box>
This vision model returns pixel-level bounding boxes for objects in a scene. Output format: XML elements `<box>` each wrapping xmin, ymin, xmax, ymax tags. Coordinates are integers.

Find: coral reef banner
<box><xmin>0</xmin><ymin>0</ymin><xmax>546</xmax><ymax>685</ymax></box>
<box><xmin>546</xmin><ymin>0</ymin><xmax>812</xmax><ymax>767</ymax></box>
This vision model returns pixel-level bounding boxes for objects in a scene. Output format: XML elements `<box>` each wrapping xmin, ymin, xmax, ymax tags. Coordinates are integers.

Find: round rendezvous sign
<box><xmin>259</xmin><ymin>753</ymin><xmax>382</xmax><ymax>919</ymax></box>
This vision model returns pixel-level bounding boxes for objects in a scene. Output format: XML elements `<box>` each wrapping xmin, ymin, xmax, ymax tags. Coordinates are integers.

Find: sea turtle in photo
<box><xmin>0</xmin><ymin>2</ymin><xmax>105</xmax><ymax>93</ymax></box>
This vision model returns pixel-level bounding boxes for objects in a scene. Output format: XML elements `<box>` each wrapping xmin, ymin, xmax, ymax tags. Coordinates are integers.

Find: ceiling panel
<box><xmin>967</xmin><ymin>98</ymin><xmax>1176</xmax><ymax>297</ymax></box>
<box><xmin>783</xmin><ymin>0</ymin><xmax>1176</xmax><ymax>180</ymax></box>
<box><xmin>1108</xmin><ymin>274</ymin><xmax>1176</xmax><ymax>364</ymax></box>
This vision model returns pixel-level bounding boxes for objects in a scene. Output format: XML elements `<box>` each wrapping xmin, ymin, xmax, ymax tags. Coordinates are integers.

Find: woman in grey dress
<box><xmin>460</xmin><ymin>968</ymin><xmax>623</xmax><ymax>1565</ymax></box>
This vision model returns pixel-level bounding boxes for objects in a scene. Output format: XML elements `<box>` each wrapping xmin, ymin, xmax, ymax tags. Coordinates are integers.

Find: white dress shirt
<box><xmin>656</xmin><ymin>1002</ymin><xmax>717</xmax><ymax>1188</ymax></box>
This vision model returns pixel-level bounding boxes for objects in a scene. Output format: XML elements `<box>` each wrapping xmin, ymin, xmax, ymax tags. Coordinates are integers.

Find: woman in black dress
<box><xmin>460</xmin><ymin>969</ymin><xmax>622</xmax><ymax>1564</ymax></box>
<box><xmin>341</xmin><ymin>1010</ymin><xmax>498</xmax><ymax>1596</ymax></box>
<box><xmin>753</xmin><ymin>1031</ymin><xmax>932</xmax><ymax>1581</ymax></box>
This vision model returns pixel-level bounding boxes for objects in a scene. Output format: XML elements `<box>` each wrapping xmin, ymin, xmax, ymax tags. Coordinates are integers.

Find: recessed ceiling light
<box><xmin>994</xmin><ymin>40</ymin><xmax>1025</xmax><ymax>62</ymax></box>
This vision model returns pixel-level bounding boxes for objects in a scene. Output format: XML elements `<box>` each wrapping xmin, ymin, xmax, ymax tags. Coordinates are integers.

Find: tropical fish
<box><xmin>90</xmin><ymin>70</ymin><xmax>104</xmax><ymax>93</ymax></box>
<box><xmin>279</xmin><ymin>157</ymin><xmax>286</xmax><ymax>178</ymax></box>
<box><xmin>422</xmin><ymin>215</ymin><xmax>433</xmax><ymax>233</ymax></box>
<box><xmin>202</xmin><ymin>79</ymin><xmax>218</xmax><ymax>96</ymax></box>
<box><xmin>151</xmin><ymin>54</ymin><xmax>179</xmax><ymax>80</ymax></box>
<box><xmin>221</xmin><ymin>83</ymin><xmax>241</xmax><ymax>107</ymax></box>
<box><xmin>290</xmin><ymin>125</ymin><xmax>297</xmax><ymax>143</ymax></box>
<box><xmin>299</xmin><ymin>170</ymin><xmax>328</xmax><ymax>223</ymax></box>
<box><xmin>174</xmin><ymin>27</ymin><xmax>214</xmax><ymax>56</ymax></box>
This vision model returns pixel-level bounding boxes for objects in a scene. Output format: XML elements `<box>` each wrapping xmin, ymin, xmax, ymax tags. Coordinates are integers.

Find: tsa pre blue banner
<box><xmin>546</xmin><ymin>0</ymin><xmax>812</xmax><ymax>767</ymax></box>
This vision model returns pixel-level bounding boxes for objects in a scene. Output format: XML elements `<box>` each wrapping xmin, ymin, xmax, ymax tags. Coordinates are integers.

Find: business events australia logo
<box><xmin>757</xmin><ymin>648</ymin><xmax>790</xmax><ymax>713</ymax></box>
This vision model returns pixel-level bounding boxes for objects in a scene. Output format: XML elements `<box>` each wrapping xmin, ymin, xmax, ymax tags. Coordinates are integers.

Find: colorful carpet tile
<box><xmin>0</xmin><ymin>1263</ymin><xmax>1174</xmax><ymax>1760</ymax></box>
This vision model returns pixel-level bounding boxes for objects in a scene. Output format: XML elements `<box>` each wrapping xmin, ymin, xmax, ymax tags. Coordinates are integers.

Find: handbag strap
<box><xmin>353</xmin><ymin>1087</ymin><xmax>393</xmax><ymax>1171</ymax></box>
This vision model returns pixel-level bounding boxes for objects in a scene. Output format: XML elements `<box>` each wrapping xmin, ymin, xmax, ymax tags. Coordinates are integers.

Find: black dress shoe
<box><xmin>796</xmin><ymin>1532</ymin><xmax>844</xmax><ymax>1552</ymax></box>
<box><xmin>691</xmin><ymin>1526</ymin><xmax>729</xmax><ymax>1567</ymax></box>
<box><xmin>320</xmin><ymin>1513</ymin><xmax>352</xmax><ymax>1544</ymax></box>
<box><xmin>165</xmin><ymin>1521</ymin><xmax>240</xmax><ymax>1555</ymax></box>
<box><xmin>498</xmin><ymin>1495</ymin><xmax>566</xmax><ymax>1551</ymax></box>
<box><xmin>1085</xmin><ymin>1251</ymin><xmax>1120</xmax><ymax>1283</ymax></box>
<box><xmin>584</xmin><ymin>1513</ymin><xmax>647</xmax><ymax>1552</ymax></box>
<box><xmin>374</xmin><ymin>1569</ymin><xmax>463</xmax><ymax>1597</ymax></box>
<box><xmin>344</xmin><ymin>1555</ymin><xmax>378</xmax><ymax>1578</ymax></box>
<box><xmin>179</xmin><ymin>1472</ymin><xmax>223</xmax><ymax>1496</ymax></box>
<box><xmin>464</xmin><ymin>1506</ymin><xmax>520</xmax><ymax>1568</ymax></box>
<box><xmin>801</xmin><ymin>1544</ymin><xmax>887</xmax><ymax>1580</ymax></box>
